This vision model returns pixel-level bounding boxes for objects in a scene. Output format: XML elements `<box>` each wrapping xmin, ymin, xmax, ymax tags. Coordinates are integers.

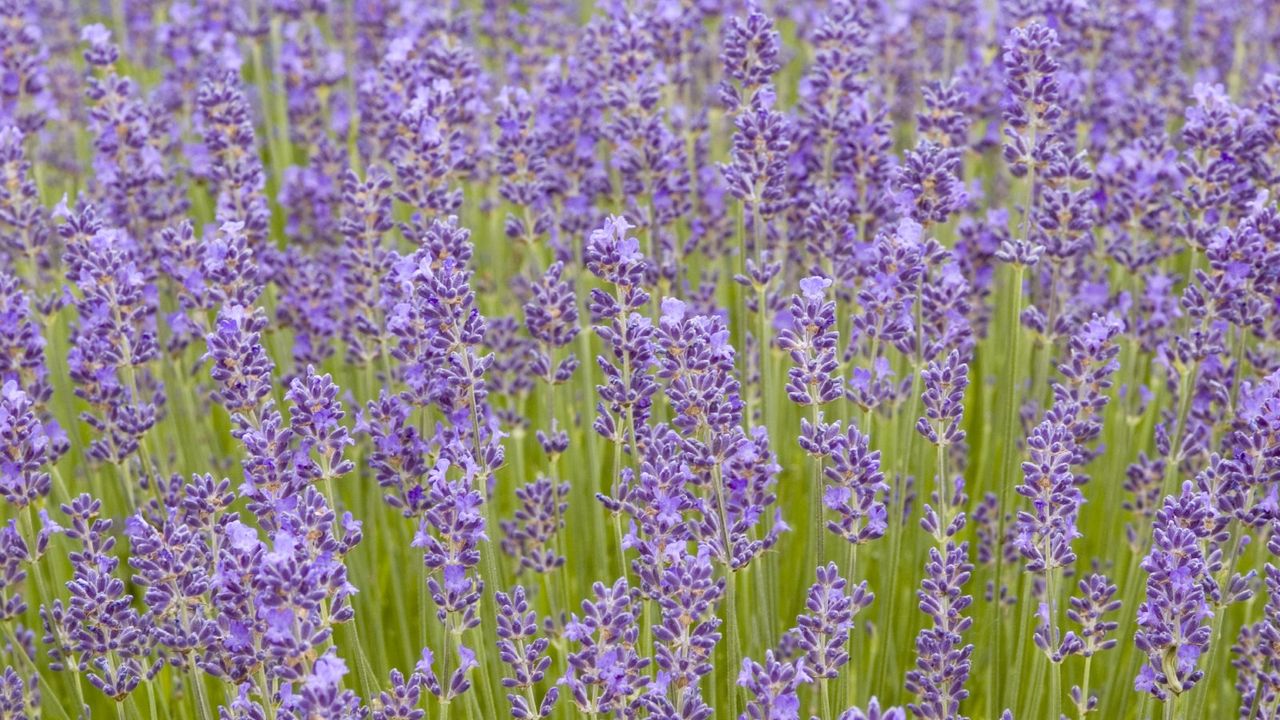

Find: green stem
<box><xmin>1160</xmin><ymin>360</ymin><xmax>1199</xmax><ymax>498</ymax></box>
<box><xmin>1048</xmin><ymin>567</ymin><xmax>1062</xmax><ymax>720</ymax></box>
<box><xmin>819</xmin><ymin>677</ymin><xmax>832</xmax><ymax>720</ymax></box>
<box><xmin>256</xmin><ymin>666</ymin><xmax>276</xmax><ymax>720</ymax></box>
<box><xmin>993</xmin><ymin>263</ymin><xmax>1027</xmax><ymax>713</ymax></box>
<box><xmin>723</xmin><ymin>567</ymin><xmax>741</xmax><ymax>720</ymax></box>
<box><xmin>1077</xmin><ymin>654</ymin><xmax>1092</xmax><ymax>719</ymax></box>
<box><xmin>811</xmin><ymin>403</ymin><xmax>825</xmax><ymax>570</ymax></box>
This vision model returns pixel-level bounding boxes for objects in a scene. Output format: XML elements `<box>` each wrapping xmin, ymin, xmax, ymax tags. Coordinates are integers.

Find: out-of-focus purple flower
<box><xmin>0</xmin><ymin>521</ymin><xmax>30</xmax><ymax>622</ymax></box>
<box><xmin>62</xmin><ymin>211</ymin><xmax>165</xmax><ymax>467</ymax></box>
<box><xmin>919</xmin><ymin>80</ymin><xmax>971</xmax><ymax>150</ymax></box>
<box><xmin>500</xmin><ymin>477</ymin><xmax>569</xmax><ymax>576</ymax></box>
<box><xmin>389</xmin><ymin>79</ymin><xmax>472</xmax><ymax>218</ymax></box>
<box><xmin>0</xmin><ymin>378</ymin><xmax>56</xmax><ymax>510</ymax></box>
<box><xmin>338</xmin><ymin>169</ymin><xmax>394</xmax><ymax>367</ymax></box>
<box><xmin>495</xmin><ymin>86</ymin><xmax>553</xmax><ymax>246</ymax></box>
<box><xmin>274</xmin><ymin>248</ymin><xmax>346</xmax><ymax>368</ymax></box>
<box><xmin>198</xmin><ymin>71</ymin><xmax>271</xmax><ymax>262</ymax></box>
<box><xmin>0</xmin><ymin>663</ymin><xmax>38</xmax><ymax>717</ymax></box>
<box><xmin>0</xmin><ymin>128</ymin><xmax>52</xmax><ymax>277</ymax></box>
<box><xmin>0</xmin><ymin>3</ymin><xmax>50</xmax><ymax>134</ymax></box>
<box><xmin>1051</xmin><ymin>314</ymin><xmax>1123</xmax><ymax>471</ymax></box>
<box><xmin>524</xmin><ymin>261</ymin><xmax>580</xmax><ymax>385</ymax></box>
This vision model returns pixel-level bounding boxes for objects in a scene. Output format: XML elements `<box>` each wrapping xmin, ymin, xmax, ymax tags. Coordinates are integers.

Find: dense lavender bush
<box><xmin>1</xmin><ymin>2</ymin><xmax>1279</xmax><ymax>720</ymax></box>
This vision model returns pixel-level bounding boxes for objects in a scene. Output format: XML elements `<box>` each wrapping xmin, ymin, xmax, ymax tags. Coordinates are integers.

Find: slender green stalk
<box><xmin>1160</xmin><ymin>359</ymin><xmax>1199</xmax><ymax>498</ymax></box>
<box><xmin>810</xmin><ymin>404</ymin><xmax>825</xmax><ymax>570</ymax></box>
<box><xmin>255</xmin><ymin>666</ymin><xmax>276</xmax><ymax>720</ymax></box>
<box><xmin>1047</xmin><ymin>566</ymin><xmax>1062</xmax><ymax>720</ymax></box>
<box><xmin>1077</xmin><ymin>654</ymin><xmax>1093</xmax><ymax>719</ymax></box>
<box><xmin>711</xmin><ymin>438</ymin><xmax>741</xmax><ymax>719</ymax></box>
<box><xmin>993</xmin><ymin>263</ymin><xmax>1026</xmax><ymax>713</ymax></box>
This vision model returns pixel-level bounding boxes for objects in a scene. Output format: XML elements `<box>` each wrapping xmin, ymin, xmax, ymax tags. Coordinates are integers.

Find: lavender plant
<box><xmin>2</xmin><ymin>3</ymin><xmax>1279</xmax><ymax>720</ymax></box>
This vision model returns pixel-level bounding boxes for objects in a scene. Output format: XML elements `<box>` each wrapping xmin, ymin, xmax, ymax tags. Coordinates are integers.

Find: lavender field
<box><xmin>0</xmin><ymin>1</ymin><xmax>1278</xmax><ymax>719</ymax></box>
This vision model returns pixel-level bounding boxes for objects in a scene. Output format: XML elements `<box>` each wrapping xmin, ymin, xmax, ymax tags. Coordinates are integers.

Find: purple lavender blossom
<box><xmin>1133</xmin><ymin>483</ymin><xmax>1215</xmax><ymax>701</ymax></box>
<box><xmin>906</xmin><ymin>542</ymin><xmax>974</xmax><ymax>720</ymax></box>
<box><xmin>562</xmin><ymin>578</ymin><xmax>649</xmax><ymax>716</ymax></box>
<box><xmin>799</xmin><ymin>419</ymin><xmax>889</xmax><ymax>546</ymax></box>
<box><xmin>794</xmin><ymin>563</ymin><xmax>873</xmax><ymax>680</ymax></box>
<box><xmin>495</xmin><ymin>585</ymin><xmax>558</xmax><ymax>718</ymax></box>
<box><xmin>524</xmin><ymin>261</ymin><xmax>580</xmax><ymax>385</ymax></box>
<box><xmin>500</xmin><ymin>477</ymin><xmax>568</xmax><ymax>576</ymax></box>
<box><xmin>779</xmin><ymin>276</ymin><xmax>843</xmax><ymax>407</ymax></box>
<box><xmin>736</xmin><ymin>649</ymin><xmax>811</xmax><ymax>720</ymax></box>
<box><xmin>1013</xmin><ymin>417</ymin><xmax>1083</xmax><ymax>574</ymax></box>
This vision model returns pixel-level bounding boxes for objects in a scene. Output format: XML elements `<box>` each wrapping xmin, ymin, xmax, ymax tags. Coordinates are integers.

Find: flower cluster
<box><xmin>4</xmin><ymin>4</ymin><xmax>1280</xmax><ymax>720</ymax></box>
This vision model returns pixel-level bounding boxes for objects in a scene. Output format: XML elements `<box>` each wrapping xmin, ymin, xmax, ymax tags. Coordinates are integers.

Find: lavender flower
<box><xmin>651</xmin><ymin>544</ymin><xmax>723</xmax><ymax>696</ymax></box>
<box><xmin>524</xmin><ymin>261</ymin><xmax>580</xmax><ymax>385</ymax></box>
<box><xmin>63</xmin><ymin>212</ymin><xmax>164</xmax><ymax>468</ymax></box>
<box><xmin>1013</xmin><ymin>418</ymin><xmax>1082</xmax><ymax>574</ymax></box>
<box><xmin>500</xmin><ymin>478</ymin><xmax>568</xmax><ymax>576</ymax></box>
<box><xmin>736</xmin><ymin>650</ymin><xmax>811</xmax><ymax>720</ymax></box>
<box><xmin>495</xmin><ymin>586</ymin><xmax>558</xmax><ymax>718</ymax></box>
<box><xmin>0</xmin><ymin>2</ymin><xmax>49</xmax><ymax>133</ymax></box>
<box><xmin>799</xmin><ymin>419</ymin><xmax>889</xmax><ymax>546</ymax></box>
<box><xmin>285</xmin><ymin>366</ymin><xmax>355</xmax><ymax>486</ymax></box>
<box><xmin>906</xmin><ymin>542</ymin><xmax>974</xmax><ymax>720</ymax></box>
<box><xmin>205</xmin><ymin>304</ymin><xmax>275</xmax><ymax>418</ymax></box>
<box><xmin>585</xmin><ymin>216</ymin><xmax>656</xmax><ymax>450</ymax></box>
<box><xmin>414</xmin><ymin>458</ymin><xmax>486</xmax><ymax>633</ymax></box>
<box><xmin>338</xmin><ymin>169</ymin><xmax>394</xmax><ymax>367</ymax></box>
<box><xmin>779</xmin><ymin>276</ymin><xmax>842</xmax><ymax>407</ymax></box>
<box><xmin>0</xmin><ymin>381</ymin><xmax>55</xmax><ymax>508</ymax></box>
<box><xmin>562</xmin><ymin>578</ymin><xmax>649</xmax><ymax>716</ymax></box>
<box><xmin>1134</xmin><ymin>483</ymin><xmax>1214</xmax><ymax>700</ymax></box>
<box><xmin>280</xmin><ymin>650</ymin><xmax>363</xmax><ymax>720</ymax></box>
<box><xmin>718</xmin><ymin>7</ymin><xmax>781</xmax><ymax>113</ymax></box>
<box><xmin>839</xmin><ymin>698</ymin><xmax>906</xmax><ymax>720</ymax></box>
<box><xmin>197</xmin><ymin>71</ymin><xmax>270</xmax><ymax>260</ymax></box>
<box><xmin>60</xmin><ymin>493</ymin><xmax>161</xmax><ymax>700</ymax></box>
<box><xmin>894</xmin><ymin>140</ymin><xmax>966</xmax><ymax>227</ymax></box>
<box><xmin>794</xmin><ymin>563</ymin><xmax>873</xmax><ymax>681</ymax></box>
<box><xmin>0</xmin><ymin>129</ymin><xmax>51</xmax><ymax>278</ymax></box>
